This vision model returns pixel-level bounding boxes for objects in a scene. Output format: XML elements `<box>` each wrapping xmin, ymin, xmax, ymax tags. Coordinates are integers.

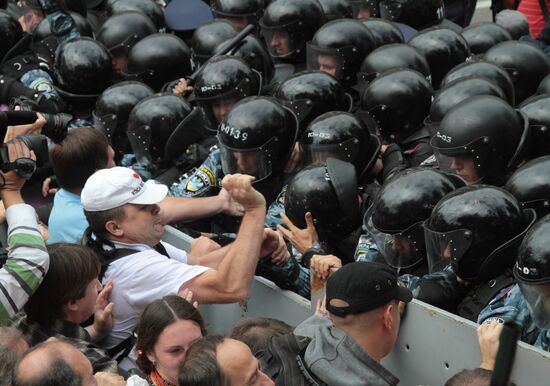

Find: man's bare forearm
<box><xmin>212</xmin><ymin>207</ymin><xmax>265</xmax><ymax>298</ymax></box>
<box><xmin>188</xmin><ymin>244</ymin><xmax>230</xmax><ymax>269</ymax></box>
<box><xmin>159</xmin><ymin>196</ymin><xmax>225</xmax><ymax>224</ymax></box>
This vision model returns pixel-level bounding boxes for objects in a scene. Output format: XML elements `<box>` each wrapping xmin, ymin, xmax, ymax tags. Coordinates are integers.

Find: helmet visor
<box><xmin>92</xmin><ymin>112</ymin><xmax>118</xmax><ymax>141</ymax></box>
<box><xmin>196</xmin><ymin>88</ymin><xmax>249</xmax><ymax>131</ymax></box>
<box><xmin>424</xmin><ymin>225</ymin><xmax>473</xmax><ymax>274</ymax></box>
<box><xmin>431</xmin><ymin>135</ymin><xmax>488</xmax><ymax>185</ymax></box>
<box><xmin>306</xmin><ymin>44</ymin><xmax>356</xmax><ymax>82</ymax></box>
<box><xmin>519</xmin><ymin>282</ymin><xmax>550</xmax><ymax>329</ymax></box>
<box><xmin>351</xmin><ymin>1</ymin><xmax>379</xmax><ymax>18</ymax></box>
<box><xmin>127</xmin><ymin>127</ymin><xmax>153</xmax><ymax>167</ymax></box>
<box><xmin>371</xmin><ymin>221</ymin><xmax>426</xmax><ymax>269</ymax></box>
<box><xmin>302</xmin><ymin>138</ymin><xmax>361</xmax><ymax>167</ymax></box>
<box><xmin>378</xmin><ymin>1</ymin><xmax>403</xmax><ymax>22</ymax></box>
<box><xmin>218</xmin><ymin>135</ymin><xmax>276</xmax><ymax>181</ymax></box>
<box><xmin>260</xmin><ymin>24</ymin><xmax>303</xmax><ymax>59</ymax></box>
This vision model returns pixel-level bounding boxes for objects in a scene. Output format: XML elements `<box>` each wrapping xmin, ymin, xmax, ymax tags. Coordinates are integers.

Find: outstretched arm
<box><xmin>184</xmin><ymin>174</ymin><xmax>266</xmax><ymax>304</ymax></box>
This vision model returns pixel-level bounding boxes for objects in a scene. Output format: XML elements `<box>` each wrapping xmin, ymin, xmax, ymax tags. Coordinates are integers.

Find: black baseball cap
<box><xmin>326</xmin><ymin>262</ymin><xmax>413</xmax><ymax>317</ymax></box>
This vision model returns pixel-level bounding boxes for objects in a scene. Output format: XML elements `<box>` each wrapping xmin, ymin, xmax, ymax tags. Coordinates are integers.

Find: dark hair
<box><xmin>25</xmin><ymin>244</ymin><xmax>101</xmax><ymax>327</ymax></box>
<box><xmin>445</xmin><ymin>368</ymin><xmax>517</xmax><ymax>386</ymax></box>
<box><xmin>136</xmin><ymin>295</ymin><xmax>206</xmax><ymax>373</ymax></box>
<box><xmin>50</xmin><ymin>127</ymin><xmax>110</xmax><ymax>191</ymax></box>
<box><xmin>0</xmin><ymin>327</ymin><xmax>28</xmax><ymax>386</ymax></box>
<box><xmin>13</xmin><ymin>358</ymin><xmax>82</xmax><ymax>386</ymax></box>
<box><xmin>84</xmin><ymin>206</ymin><xmax>127</xmax><ymax>242</ymax></box>
<box><xmin>178</xmin><ymin>335</ymin><xmax>229</xmax><ymax>386</ymax></box>
<box><xmin>229</xmin><ymin>317</ymin><xmax>293</xmax><ymax>355</ymax></box>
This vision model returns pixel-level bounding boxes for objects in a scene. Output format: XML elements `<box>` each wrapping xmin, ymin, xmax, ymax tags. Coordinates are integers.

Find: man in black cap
<box><xmin>289</xmin><ymin>262</ymin><xmax>412</xmax><ymax>386</ymax></box>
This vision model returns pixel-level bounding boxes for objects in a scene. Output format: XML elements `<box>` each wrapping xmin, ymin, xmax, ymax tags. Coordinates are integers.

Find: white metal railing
<box><xmin>163</xmin><ymin>225</ymin><xmax>550</xmax><ymax>386</ymax></box>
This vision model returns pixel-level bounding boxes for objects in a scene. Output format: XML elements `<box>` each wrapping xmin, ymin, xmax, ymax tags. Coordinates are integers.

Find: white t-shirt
<box><xmin>99</xmin><ymin>241</ymin><xmax>210</xmax><ymax>352</ymax></box>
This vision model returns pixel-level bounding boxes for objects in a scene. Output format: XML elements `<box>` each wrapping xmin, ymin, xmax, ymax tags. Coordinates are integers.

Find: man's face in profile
<box><xmin>271</xmin><ymin>30</ymin><xmax>291</xmax><ymax>57</ymax></box>
<box><xmin>317</xmin><ymin>53</ymin><xmax>339</xmax><ymax>78</ymax></box>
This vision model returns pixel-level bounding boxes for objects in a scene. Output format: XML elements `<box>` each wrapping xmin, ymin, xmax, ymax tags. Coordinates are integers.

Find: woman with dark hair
<box><xmin>135</xmin><ymin>294</ymin><xmax>206</xmax><ymax>386</ymax></box>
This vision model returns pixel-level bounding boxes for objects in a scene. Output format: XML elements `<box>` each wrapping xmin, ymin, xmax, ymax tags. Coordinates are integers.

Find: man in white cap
<box><xmin>81</xmin><ymin>167</ymin><xmax>284</xmax><ymax>364</ymax></box>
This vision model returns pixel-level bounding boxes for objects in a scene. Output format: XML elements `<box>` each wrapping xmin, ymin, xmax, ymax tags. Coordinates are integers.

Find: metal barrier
<box><xmin>163</xmin><ymin>225</ymin><xmax>550</xmax><ymax>386</ymax></box>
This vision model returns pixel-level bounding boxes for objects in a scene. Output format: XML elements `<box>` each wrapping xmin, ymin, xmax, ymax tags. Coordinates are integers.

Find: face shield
<box><xmin>302</xmin><ymin>138</ymin><xmax>361</xmax><ymax>167</ymax></box>
<box><xmin>260</xmin><ymin>21</ymin><xmax>304</xmax><ymax>59</ymax></box>
<box><xmin>424</xmin><ymin>225</ymin><xmax>473</xmax><ymax>274</ymax></box>
<box><xmin>218</xmin><ymin>135</ymin><xmax>278</xmax><ymax>182</ymax></box>
<box><xmin>92</xmin><ymin>113</ymin><xmax>119</xmax><ymax>142</ymax></box>
<box><xmin>196</xmin><ymin>77</ymin><xmax>260</xmax><ymax>132</ymax></box>
<box><xmin>519</xmin><ymin>282</ymin><xmax>550</xmax><ymax>329</ymax></box>
<box><xmin>127</xmin><ymin>125</ymin><xmax>154</xmax><ymax>168</ymax></box>
<box><xmin>431</xmin><ymin>134</ymin><xmax>489</xmax><ymax>185</ymax></box>
<box><xmin>370</xmin><ymin>221</ymin><xmax>426</xmax><ymax>270</ymax></box>
<box><xmin>306</xmin><ymin>44</ymin><xmax>356</xmax><ymax>82</ymax></box>
<box><xmin>378</xmin><ymin>1</ymin><xmax>404</xmax><ymax>22</ymax></box>
<box><xmin>351</xmin><ymin>1</ymin><xmax>379</xmax><ymax>18</ymax></box>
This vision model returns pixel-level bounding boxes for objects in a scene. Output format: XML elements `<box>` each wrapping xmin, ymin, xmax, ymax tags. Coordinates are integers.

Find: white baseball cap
<box><xmin>81</xmin><ymin>167</ymin><xmax>168</xmax><ymax>212</ymax></box>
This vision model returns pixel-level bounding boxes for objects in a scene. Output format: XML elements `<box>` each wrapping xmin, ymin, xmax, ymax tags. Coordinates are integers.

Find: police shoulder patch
<box><xmin>185</xmin><ymin>166</ymin><xmax>217</xmax><ymax>193</ymax></box>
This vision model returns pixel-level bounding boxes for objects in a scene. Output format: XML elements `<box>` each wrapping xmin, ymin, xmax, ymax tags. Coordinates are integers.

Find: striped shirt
<box><xmin>0</xmin><ymin>204</ymin><xmax>49</xmax><ymax>325</ymax></box>
<box><xmin>518</xmin><ymin>0</ymin><xmax>550</xmax><ymax>38</ymax></box>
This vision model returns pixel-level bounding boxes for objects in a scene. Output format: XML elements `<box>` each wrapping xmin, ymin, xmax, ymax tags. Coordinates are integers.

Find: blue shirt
<box><xmin>48</xmin><ymin>189</ymin><xmax>88</xmax><ymax>244</ymax></box>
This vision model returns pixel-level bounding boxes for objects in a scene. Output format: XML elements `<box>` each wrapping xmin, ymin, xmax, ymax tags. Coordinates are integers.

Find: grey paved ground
<box><xmin>471</xmin><ymin>0</ymin><xmax>493</xmax><ymax>23</ymax></box>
